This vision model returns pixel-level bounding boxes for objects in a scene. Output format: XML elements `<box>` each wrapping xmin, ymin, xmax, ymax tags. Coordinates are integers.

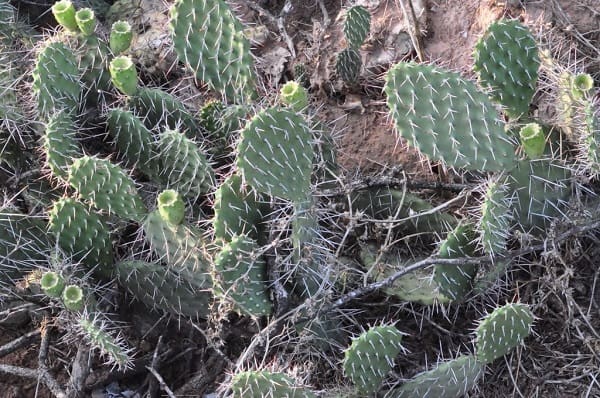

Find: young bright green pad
<box><xmin>343</xmin><ymin>325</ymin><xmax>404</xmax><ymax>394</ymax></box>
<box><xmin>43</xmin><ymin>110</ymin><xmax>81</xmax><ymax>180</ymax></box>
<box><xmin>479</xmin><ymin>178</ymin><xmax>512</xmax><ymax>255</ymax></box>
<box><xmin>343</xmin><ymin>5</ymin><xmax>370</xmax><ymax>49</ymax></box>
<box><xmin>433</xmin><ymin>224</ymin><xmax>478</xmax><ymax>301</ymax></box>
<box><xmin>213</xmin><ymin>174</ymin><xmax>268</xmax><ymax>243</ymax></box>
<box><xmin>157</xmin><ymin>129</ymin><xmax>215</xmax><ymax>199</ymax></box>
<box><xmin>170</xmin><ymin>0</ymin><xmax>256</xmax><ymax>103</ymax></box>
<box><xmin>115</xmin><ymin>260</ymin><xmax>211</xmax><ymax>318</ymax></box>
<box><xmin>48</xmin><ymin>197</ymin><xmax>113</xmax><ymax>273</ymax></box>
<box><xmin>390</xmin><ymin>355</ymin><xmax>484</xmax><ymax>398</ymax></box>
<box><xmin>236</xmin><ymin>107</ymin><xmax>313</xmax><ymax>202</ymax></box>
<box><xmin>385</xmin><ymin>62</ymin><xmax>516</xmax><ymax>172</ymax></box>
<box><xmin>213</xmin><ymin>234</ymin><xmax>272</xmax><ymax>317</ymax></box>
<box><xmin>32</xmin><ymin>41</ymin><xmax>81</xmax><ymax>118</ymax></box>
<box><xmin>474</xmin><ymin>19</ymin><xmax>539</xmax><ymax>118</ymax></box>
<box><xmin>231</xmin><ymin>371</ymin><xmax>316</xmax><ymax>398</ymax></box>
<box><xmin>40</xmin><ymin>271</ymin><xmax>65</xmax><ymax>298</ymax></box>
<box><xmin>68</xmin><ymin>156</ymin><xmax>147</xmax><ymax>221</ymax></box>
<box><xmin>336</xmin><ymin>47</ymin><xmax>361</xmax><ymax>83</ymax></box>
<box><xmin>476</xmin><ymin>302</ymin><xmax>534</xmax><ymax>363</ymax></box>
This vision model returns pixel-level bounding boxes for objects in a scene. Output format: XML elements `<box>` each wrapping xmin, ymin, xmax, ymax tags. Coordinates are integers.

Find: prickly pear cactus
<box><xmin>43</xmin><ymin>110</ymin><xmax>81</xmax><ymax>180</ymax></box>
<box><xmin>343</xmin><ymin>5</ymin><xmax>370</xmax><ymax>49</ymax></box>
<box><xmin>478</xmin><ymin>177</ymin><xmax>512</xmax><ymax>255</ymax></box>
<box><xmin>385</xmin><ymin>62</ymin><xmax>516</xmax><ymax>172</ymax></box>
<box><xmin>67</xmin><ymin>156</ymin><xmax>147</xmax><ymax>222</ymax></box>
<box><xmin>474</xmin><ymin>19</ymin><xmax>539</xmax><ymax>118</ymax></box>
<box><xmin>389</xmin><ymin>355</ymin><xmax>484</xmax><ymax>398</ymax></box>
<box><xmin>475</xmin><ymin>302</ymin><xmax>534</xmax><ymax>363</ymax></box>
<box><xmin>78</xmin><ymin>315</ymin><xmax>132</xmax><ymax>370</ymax></box>
<box><xmin>32</xmin><ymin>41</ymin><xmax>81</xmax><ymax>118</ymax></box>
<box><xmin>342</xmin><ymin>325</ymin><xmax>404</xmax><ymax>394</ymax></box>
<box><xmin>212</xmin><ymin>174</ymin><xmax>268</xmax><ymax>243</ymax></box>
<box><xmin>48</xmin><ymin>197</ymin><xmax>113</xmax><ymax>274</ymax></box>
<box><xmin>157</xmin><ymin>129</ymin><xmax>215</xmax><ymax>199</ymax></box>
<box><xmin>170</xmin><ymin>0</ymin><xmax>256</xmax><ymax>103</ymax></box>
<box><xmin>213</xmin><ymin>234</ymin><xmax>273</xmax><ymax>317</ymax></box>
<box><xmin>115</xmin><ymin>260</ymin><xmax>212</xmax><ymax>318</ymax></box>
<box><xmin>236</xmin><ymin>107</ymin><xmax>314</xmax><ymax>203</ymax></box>
<box><xmin>432</xmin><ymin>224</ymin><xmax>478</xmax><ymax>301</ymax></box>
<box><xmin>336</xmin><ymin>47</ymin><xmax>361</xmax><ymax>84</ymax></box>
<box><xmin>231</xmin><ymin>370</ymin><xmax>316</xmax><ymax>398</ymax></box>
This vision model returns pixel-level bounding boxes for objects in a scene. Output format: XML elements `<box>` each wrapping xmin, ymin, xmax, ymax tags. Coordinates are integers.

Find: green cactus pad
<box><xmin>76</xmin><ymin>34</ymin><xmax>112</xmax><ymax>103</ymax></box>
<box><xmin>433</xmin><ymin>224</ymin><xmax>478</xmax><ymax>301</ymax></box>
<box><xmin>106</xmin><ymin>108</ymin><xmax>159</xmax><ymax>178</ymax></box>
<box><xmin>41</xmin><ymin>271</ymin><xmax>66</xmax><ymax>298</ymax></box>
<box><xmin>213</xmin><ymin>234</ymin><xmax>272</xmax><ymax>317</ymax></box>
<box><xmin>52</xmin><ymin>0</ymin><xmax>78</xmax><ymax>32</ymax></box>
<box><xmin>236</xmin><ymin>107</ymin><xmax>314</xmax><ymax>202</ymax></box>
<box><xmin>48</xmin><ymin>198</ymin><xmax>113</xmax><ymax>274</ymax></box>
<box><xmin>213</xmin><ymin>174</ymin><xmax>268</xmax><ymax>243</ymax></box>
<box><xmin>78</xmin><ymin>316</ymin><xmax>132</xmax><ymax>370</ymax></box>
<box><xmin>390</xmin><ymin>355</ymin><xmax>484</xmax><ymax>398</ymax></box>
<box><xmin>130</xmin><ymin>87</ymin><xmax>200</xmax><ymax>139</ymax></box>
<box><xmin>170</xmin><ymin>0</ymin><xmax>256</xmax><ymax>103</ymax></box>
<box><xmin>32</xmin><ymin>41</ymin><xmax>81</xmax><ymax>118</ymax></box>
<box><xmin>343</xmin><ymin>5</ymin><xmax>371</xmax><ymax>49</ymax></box>
<box><xmin>157</xmin><ymin>129</ymin><xmax>215</xmax><ymax>199</ymax></box>
<box><xmin>343</xmin><ymin>325</ymin><xmax>404</xmax><ymax>394</ymax></box>
<box><xmin>508</xmin><ymin>159</ymin><xmax>571</xmax><ymax>233</ymax></box>
<box><xmin>231</xmin><ymin>370</ymin><xmax>316</xmax><ymax>398</ymax></box>
<box><xmin>476</xmin><ymin>302</ymin><xmax>534</xmax><ymax>363</ymax></box>
<box><xmin>43</xmin><ymin>110</ymin><xmax>81</xmax><ymax>180</ymax></box>
<box><xmin>68</xmin><ymin>156</ymin><xmax>147</xmax><ymax>222</ymax></box>
<box><xmin>474</xmin><ymin>19</ymin><xmax>539</xmax><ymax>118</ymax></box>
<box><xmin>116</xmin><ymin>260</ymin><xmax>211</xmax><ymax>318</ymax></box>
<box><xmin>157</xmin><ymin>189</ymin><xmax>185</xmax><ymax>226</ymax></box>
<box><xmin>385</xmin><ymin>62</ymin><xmax>516</xmax><ymax>172</ymax></box>
<box><xmin>142</xmin><ymin>210</ymin><xmax>211</xmax><ymax>275</ymax></box>
<box><xmin>336</xmin><ymin>47</ymin><xmax>361</xmax><ymax>83</ymax></box>
<box><xmin>479</xmin><ymin>178</ymin><xmax>512</xmax><ymax>255</ymax></box>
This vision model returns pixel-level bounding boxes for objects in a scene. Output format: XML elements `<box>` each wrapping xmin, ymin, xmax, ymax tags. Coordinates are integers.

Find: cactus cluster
<box><xmin>336</xmin><ymin>5</ymin><xmax>371</xmax><ymax>83</ymax></box>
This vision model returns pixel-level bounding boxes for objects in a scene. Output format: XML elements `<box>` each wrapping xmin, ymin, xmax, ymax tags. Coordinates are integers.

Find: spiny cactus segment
<box><xmin>236</xmin><ymin>107</ymin><xmax>314</xmax><ymax>203</ymax></box>
<box><xmin>343</xmin><ymin>5</ymin><xmax>371</xmax><ymax>49</ymax></box>
<box><xmin>32</xmin><ymin>41</ymin><xmax>81</xmax><ymax>118</ymax></box>
<box><xmin>231</xmin><ymin>370</ymin><xmax>316</xmax><ymax>398</ymax></box>
<box><xmin>43</xmin><ymin>110</ymin><xmax>81</xmax><ymax>180</ymax></box>
<box><xmin>78</xmin><ymin>315</ymin><xmax>133</xmax><ymax>370</ymax></box>
<box><xmin>390</xmin><ymin>355</ymin><xmax>484</xmax><ymax>398</ymax></box>
<box><xmin>48</xmin><ymin>197</ymin><xmax>113</xmax><ymax>275</ymax></box>
<box><xmin>478</xmin><ymin>178</ymin><xmax>512</xmax><ymax>255</ymax></box>
<box><xmin>474</xmin><ymin>19</ymin><xmax>539</xmax><ymax>118</ymax></box>
<box><xmin>475</xmin><ymin>302</ymin><xmax>534</xmax><ymax>363</ymax></box>
<box><xmin>213</xmin><ymin>234</ymin><xmax>273</xmax><ymax>317</ymax></box>
<box><xmin>433</xmin><ymin>224</ymin><xmax>478</xmax><ymax>301</ymax></box>
<box><xmin>342</xmin><ymin>325</ymin><xmax>404</xmax><ymax>394</ymax></box>
<box><xmin>336</xmin><ymin>47</ymin><xmax>361</xmax><ymax>84</ymax></box>
<box><xmin>385</xmin><ymin>62</ymin><xmax>516</xmax><ymax>172</ymax></box>
<box><xmin>170</xmin><ymin>0</ymin><xmax>256</xmax><ymax>103</ymax></box>
<box><xmin>67</xmin><ymin>156</ymin><xmax>147</xmax><ymax>222</ymax></box>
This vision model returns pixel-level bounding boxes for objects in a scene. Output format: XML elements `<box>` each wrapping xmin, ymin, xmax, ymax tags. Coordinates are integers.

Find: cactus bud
<box><xmin>571</xmin><ymin>73</ymin><xmax>594</xmax><ymax>100</ymax></box>
<box><xmin>40</xmin><ymin>271</ymin><xmax>65</xmax><ymax>298</ymax></box>
<box><xmin>52</xmin><ymin>0</ymin><xmax>78</xmax><ymax>32</ymax></box>
<box><xmin>110</xmin><ymin>21</ymin><xmax>133</xmax><ymax>54</ymax></box>
<box><xmin>280</xmin><ymin>81</ymin><xmax>308</xmax><ymax>112</ymax></box>
<box><xmin>519</xmin><ymin>123</ymin><xmax>545</xmax><ymax>159</ymax></box>
<box><xmin>62</xmin><ymin>284</ymin><xmax>84</xmax><ymax>311</ymax></box>
<box><xmin>157</xmin><ymin>189</ymin><xmax>185</xmax><ymax>225</ymax></box>
<box><xmin>75</xmin><ymin>8</ymin><xmax>96</xmax><ymax>36</ymax></box>
<box><xmin>110</xmin><ymin>56</ymin><xmax>137</xmax><ymax>95</ymax></box>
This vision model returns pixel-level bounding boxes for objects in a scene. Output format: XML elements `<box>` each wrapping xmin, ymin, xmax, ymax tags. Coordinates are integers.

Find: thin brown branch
<box><xmin>0</xmin><ymin>329</ymin><xmax>40</xmax><ymax>358</ymax></box>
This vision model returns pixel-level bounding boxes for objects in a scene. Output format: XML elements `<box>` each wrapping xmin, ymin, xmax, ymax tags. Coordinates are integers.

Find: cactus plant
<box><xmin>75</xmin><ymin>8</ymin><xmax>96</xmax><ymax>36</ymax></box>
<box><xmin>40</xmin><ymin>271</ymin><xmax>66</xmax><ymax>298</ymax></box>
<box><xmin>336</xmin><ymin>48</ymin><xmax>361</xmax><ymax>84</ymax></box>
<box><xmin>389</xmin><ymin>355</ymin><xmax>484</xmax><ymax>398</ymax></box>
<box><xmin>32</xmin><ymin>41</ymin><xmax>81</xmax><ymax>118</ymax></box>
<box><xmin>78</xmin><ymin>315</ymin><xmax>133</xmax><ymax>370</ymax></box>
<box><xmin>110</xmin><ymin>21</ymin><xmax>132</xmax><ymax>54</ymax></box>
<box><xmin>67</xmin><ymin>156</ymin><xmax>147</xmax><ymax>222</ymax></box>
<box><xmin>231</xmin><ymin>370</ymin><xmax>316</xmax><ymax>398</ymax></box>
<box><xmin>110</xmin><ymin>55</ymin><xmax>138</xmax><ymax>96</ymax></box>
<box><xmin>170</xmin><ymin>0</ymin><xmax>256</xmax><ymax>103</ymax></box>
<box><xmin>236</xmin><ymin>107</ymin><xmax>314</xmax><ymax>203</ymax></box>
<box><xmin>385</xmin><ymin>62</ymin><xmax>516</xmax><ymax>172</ymax></box>
<box><xmin>62</xmin><ymin>284</ymin><xmax>85</xmax><ymax>311</ymax></box>
<box><xmin>478</xmin><ymin>178</ymin><xmax>512</xmax><ymax>255</ymax></box>
<box><xmin>519</xmin><ymin>122</ymin><xmax>546</xmax><ymax>159</ymax></box>
<box><xmin>343</xmin><ymin>5</ymin><xmax>371</xmax><ymax>49</ymax></box>
<box><xmin>473</xmin><ymin>19</ymin><xmax>539</xmax><ymax>118</ymax></box>
<box><xmin>280</xmin><ymin>81</ymin><xmax>309</xmax><ymax>112</ymax></box>
<box><xmin>213</xmin><ymin>234</ymin><xmax>273</xmax><ymax>317</ymax></box>
<box><xmin>43</xmin><ymin>110</ymin><xmax>81</xmax><ymax>180</ymax></box>
<box><xmin>52</xmin><ymin>0</ymin><xmax>79</xmax><ymax>32</ymax></box>
<box><xmin>157</xmin><ymin>189</ymin><xmax>185</xmax><ymax>226</ymax></box>
<box><xmin>342</xmin><ymin>325</ymin><xmax>404</xmax><ymax>394</ymax></box>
